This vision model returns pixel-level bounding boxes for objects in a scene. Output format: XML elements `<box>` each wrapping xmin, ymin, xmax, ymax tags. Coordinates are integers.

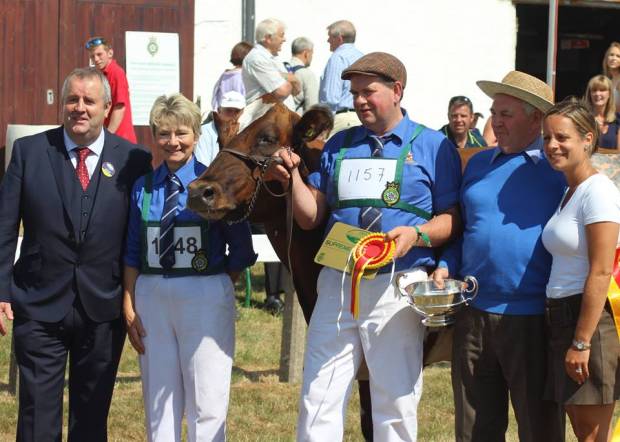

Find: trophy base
<box><xmin>422</xmin><ymin>315</ymin><xmax>455</xmax><ymax>327</ymax></box>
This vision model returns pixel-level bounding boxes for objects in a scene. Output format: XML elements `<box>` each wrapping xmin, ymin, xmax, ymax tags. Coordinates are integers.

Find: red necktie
<box><xmin>75</xmin><ymin>147</ymin><xmax>91</xmax><ymax>191</ymax></box>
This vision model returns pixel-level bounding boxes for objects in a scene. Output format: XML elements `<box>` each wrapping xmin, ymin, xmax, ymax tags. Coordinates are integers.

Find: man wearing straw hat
<box><xmin>436</xmin><ymin>71</ymin><xmax>566</xmax><ymax>441</ymax></box>
<box><xmin>271</xmin><ymin>51</ymin><xmax>462</xmax><ymax>441</ymax></box>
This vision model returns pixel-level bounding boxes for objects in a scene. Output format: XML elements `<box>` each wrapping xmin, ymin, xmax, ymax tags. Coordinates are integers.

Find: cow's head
<box><xmin>187</xmin><ymin>101</ymin><xmax>333</xmax><ymax>223</ymax></box>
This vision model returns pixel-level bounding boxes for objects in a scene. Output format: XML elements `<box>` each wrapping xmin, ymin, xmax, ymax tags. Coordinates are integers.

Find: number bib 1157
<box><xmin>142</xmin><ymin>223</ymin><xmax>207</xmax><ymax>274</ymax></box>
<box><xmin>337</xmin><ymin>158</ymin><xmax>397</xmax><ymax>201</ymax></box>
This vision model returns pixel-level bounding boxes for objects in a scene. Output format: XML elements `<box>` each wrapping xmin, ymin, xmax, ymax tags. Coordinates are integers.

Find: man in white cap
<box><xmin>435</xmin><ymin>71</ymin><xmax>566</xmax><ymax>441</ymax></box>
<box><xmin>195</xmin><ymin>90</ymin><xmax>245</xmax><ymax>166</ymax></box>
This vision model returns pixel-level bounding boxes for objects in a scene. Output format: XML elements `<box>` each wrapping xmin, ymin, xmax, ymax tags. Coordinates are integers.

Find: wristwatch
<box><xmin>571</xmin><ymin>339</ymin><xmax>591</xmax><ymax>351</ymax></box>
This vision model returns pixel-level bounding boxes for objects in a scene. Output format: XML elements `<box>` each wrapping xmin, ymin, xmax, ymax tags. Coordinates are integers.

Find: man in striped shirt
<box><xmin>319</xmin><ymin>20</ymin><xmax>363</xmax><ymax>137</ymax></box>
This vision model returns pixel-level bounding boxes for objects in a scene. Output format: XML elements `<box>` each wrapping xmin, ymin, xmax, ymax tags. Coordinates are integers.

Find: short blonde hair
<box><xmin>149</xmin><ymin>93</ymin><xmax>202</xmax><ymax>137</ymax></box>
<box><xmin>545</xmin><ymin>98</ymin><xmax>599</xmax><ymax>156</ymax></box>
<box><xmin>584</xmin><ymin>74</ymin><xmax>617</xmax><ymax>124</ymax></box>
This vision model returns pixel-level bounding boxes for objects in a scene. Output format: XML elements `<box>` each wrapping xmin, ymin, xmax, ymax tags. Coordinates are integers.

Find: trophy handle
<box><xmin>395</xmin><ymin>273</ymin><xmax>408</xmax><ymax>298</ymax></box>
<box><xmin>463</xmin><ymin>275</ymin><xmax>478</xmax><ymax>304</ymax></box>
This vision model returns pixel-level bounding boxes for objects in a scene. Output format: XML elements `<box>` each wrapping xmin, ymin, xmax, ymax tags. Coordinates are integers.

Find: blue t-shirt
<box><xmin>124</xmin><ymin>156</ymin><xmax>257</xmax><ymax>273</ymax></box>
<box><xmin>456</xmin><ymin>140</ymin><xmax>566</xmax><ymax>314</ymax></box>
<box><xmin>308</xmin><ymin>112</ymin><xmax>462</xmax><ymax>271</ymax></box>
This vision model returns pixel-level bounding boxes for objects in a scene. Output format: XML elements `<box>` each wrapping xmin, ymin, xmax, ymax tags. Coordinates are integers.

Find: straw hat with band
<box><xmin>477</xmin><ymin>71</ymin><xmax>554</xmax><ymax>113</ymax></box>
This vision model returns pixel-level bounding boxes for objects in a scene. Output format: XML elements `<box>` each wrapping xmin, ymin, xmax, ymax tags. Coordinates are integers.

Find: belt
<box><xmin>335</xmin><ymin>108</ymin><xmax>355</xmax><ymax>114</ymax></box>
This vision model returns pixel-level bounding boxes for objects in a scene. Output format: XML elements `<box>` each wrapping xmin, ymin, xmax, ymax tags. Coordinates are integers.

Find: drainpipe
<box><xmin>242</xmin><ymin>0</ymin><xmax>255</xmax><ymax>43</ymax></box>
<box><xmin>546</xmin><ymin>0</ymin><xmax>559</xmax><ymax>95</ymax></box>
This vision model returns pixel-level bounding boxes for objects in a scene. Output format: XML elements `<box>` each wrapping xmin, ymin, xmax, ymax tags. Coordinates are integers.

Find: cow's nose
<box><xmin>202</xmin><ymin>185</ymin><xmax>215</xmax><ymax>202</ymax></box>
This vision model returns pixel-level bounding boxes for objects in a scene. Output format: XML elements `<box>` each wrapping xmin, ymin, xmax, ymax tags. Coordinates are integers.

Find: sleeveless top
<box><xmin>600</xmin><ymin>112</ymin><xmax>620</xmax><ymax>149</ymax></box>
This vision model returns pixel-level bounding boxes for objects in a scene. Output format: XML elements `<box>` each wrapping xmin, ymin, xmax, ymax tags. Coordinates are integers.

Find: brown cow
<box><xmin>187</xmin><ymin>101</ymin><xmax>333</xmax><ymax>321</ymax></box>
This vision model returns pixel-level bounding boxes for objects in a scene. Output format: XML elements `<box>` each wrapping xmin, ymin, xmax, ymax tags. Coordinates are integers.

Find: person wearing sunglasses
<box><xmin>85</xmin><ymin>36</ymin><xmax>137</xmax><ymax>144</ymax></box>
<box><xmin>439</xmin><ymin>95</ymin><xmax>487</xmax><ymax>149</ymax></box>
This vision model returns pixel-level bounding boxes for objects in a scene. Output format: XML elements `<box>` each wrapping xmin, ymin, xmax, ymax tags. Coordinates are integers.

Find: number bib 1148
<box><xmin>337</xmin><ymin>158</ymin><xmax>397</xmax><ymax>201</ymax></box>
<box><xmin>142</xmin><ymin>223</ymin><xmax>208</xmax><ymax>274</ymax></box>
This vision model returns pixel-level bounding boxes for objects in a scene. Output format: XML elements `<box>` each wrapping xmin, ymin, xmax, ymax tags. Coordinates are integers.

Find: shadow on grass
<box><xmin>115</xmin><ymin>369</ymin><xmax>282</xmax><ymax>385</ymax></box>
<box><xmin>0</xmin><ymin>382</ymin><xmax>16</xmax><ymax>393</ymax></box>
<box><xmin>0</xmin><ymin>374</ymin><xmax>144</xmax><ymax>391</ymax></box>
<box><xmin>232</xmin><ymin>366</ymin><xmax>279</xmax><ymax>382</ymax></box>
<box><xmin>115</xmin><ymin>375</ymin><xmax>142</xmax><ymax>384</ymax></box>
<box><xmin>234</xmin><ymin>296</ymin><xmax>283</xmax><ymax>311</ymax></box>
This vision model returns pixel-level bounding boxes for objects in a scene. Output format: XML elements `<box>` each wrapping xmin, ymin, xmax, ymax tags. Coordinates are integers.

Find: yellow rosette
<box><xmin>349</xmin><ymin>233</ymin><xmax>395</xmax><ymax>319</ymax></box>
<box><xmin>607</xmin><ymin>248</ymin><xmax>620</xmax><ymax>341</ymax></box>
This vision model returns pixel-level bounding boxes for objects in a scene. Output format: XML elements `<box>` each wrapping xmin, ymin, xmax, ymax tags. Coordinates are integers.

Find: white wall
<box><xmin>195</xmin><ymin>0</ymin><xmax>517</xmax><ymax>129</ymax></box>
<box><xmin>194</xmin><ymin>0</ymin><xmax>243</xmax><ymax>116</ymax></box>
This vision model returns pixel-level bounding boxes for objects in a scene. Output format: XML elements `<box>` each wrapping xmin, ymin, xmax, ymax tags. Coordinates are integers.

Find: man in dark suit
<box><xmin>0</xmin><ymin>67</ymin><xmax>151</xmax><ymax>442</ymax></box>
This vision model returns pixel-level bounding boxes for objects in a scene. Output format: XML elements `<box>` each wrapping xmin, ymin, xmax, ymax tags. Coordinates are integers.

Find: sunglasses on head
<box><xmin>85</xmin><ymin>37</ymin><xmax>107</xmax><ymax>49</ymax></box>
<box><xmin>449</xmin><ymin>96</ymin><xmax>472</xmax><ymax>106</ymax></box>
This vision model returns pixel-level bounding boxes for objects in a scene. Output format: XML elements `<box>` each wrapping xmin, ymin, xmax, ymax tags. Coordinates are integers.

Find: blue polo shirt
<box><xmin>450</xmin><ymin>139</ymin><xmax>566</xmax><ymax>314</ymax></box>
<box><xmin>124</xmin><ymin>156</ymin><xmax>257</xmax><ymax>273</ymax></box>
<box><xmin>308</xmin><ymin>112</ymin><xmax>462</xmax><ymax>271</ymax></box>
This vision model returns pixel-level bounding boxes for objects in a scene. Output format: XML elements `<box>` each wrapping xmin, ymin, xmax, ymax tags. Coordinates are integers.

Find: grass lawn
<box><xmin>0</xmin><ymin>266</ymin><xmax>612</xmax><ymax>441</ymax></box>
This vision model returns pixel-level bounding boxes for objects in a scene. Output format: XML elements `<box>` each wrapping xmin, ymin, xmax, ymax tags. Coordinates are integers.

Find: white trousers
<box><xmin>297</xmin><ymin>267</ymin><xmax>426</xmax><ymax>442</ymax></box>
<box><xmin>135</xmin><ymin>274</ymin><xmax>236</xmax><ymax>442</ymax></box>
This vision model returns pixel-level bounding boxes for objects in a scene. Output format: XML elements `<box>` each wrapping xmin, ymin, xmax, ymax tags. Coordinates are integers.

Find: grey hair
<box><xmin>255</xmin><ymin>18</ymin><xmax>285</xmax><ymax>44</ymax></box>
<box><xmin>327</xmin><ymin>20</ymin><xmax>356</xmax><ymax>43</ymax></box>
<box><xmin>522</xmin><ymin>101</ymin><xmax>536</xmax><ymax>116</ymax></box>
<box><xmin>61</xmin><ymin>67</ymin><xmax>111</xmax><ymax>105</ymax></box>
<box><xmin>291</xmin><ymin>37</ymin><xmax>313</xmax><ymax>55</ymax></box>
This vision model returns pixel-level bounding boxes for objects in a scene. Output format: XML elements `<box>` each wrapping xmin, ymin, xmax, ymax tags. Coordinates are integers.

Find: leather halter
<box><xmin>219</xmin><ymin>148</ymin><xmax>281</xmax><ymax>169</ymax></box>
<box><xmin>217</xmin><ymin>148</ymin><xmax>288</xmax><ymax>224</ymax></box>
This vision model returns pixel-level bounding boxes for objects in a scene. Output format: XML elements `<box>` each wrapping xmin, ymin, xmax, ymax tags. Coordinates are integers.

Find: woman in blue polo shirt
<box><xmin>122</xmin><ymin>93</ymin><xmax>256</xmax><ymax>442</ymax></box>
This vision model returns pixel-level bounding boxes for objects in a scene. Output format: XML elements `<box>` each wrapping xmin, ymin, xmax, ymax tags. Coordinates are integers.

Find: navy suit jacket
<box><xmin>0</xmin><ymin>127</ymin><xmax>151</xmax><ymax>322</ymax></box>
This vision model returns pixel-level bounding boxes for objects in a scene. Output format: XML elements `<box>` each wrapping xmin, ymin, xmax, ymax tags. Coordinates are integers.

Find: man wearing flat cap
<box><xmin>435</xmin><ymin>71</ymin><xmax>566</xmax><ymax>441</ymax></box>
<box><xmin>272</xmin><ymin>52</ymin><xmax>462</xmax><ymax>440</ymax></box>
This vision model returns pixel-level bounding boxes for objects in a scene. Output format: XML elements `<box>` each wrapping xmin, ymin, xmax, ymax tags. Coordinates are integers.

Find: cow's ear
<box><xmin>293</xmin><ymin>106</ymin><xmax>334</xmax><ymax>146</ymax></box>
<box><xmin>213</xmin><ymin>112</ymin><xmax>240</xmax><ymax>149</ymax></box>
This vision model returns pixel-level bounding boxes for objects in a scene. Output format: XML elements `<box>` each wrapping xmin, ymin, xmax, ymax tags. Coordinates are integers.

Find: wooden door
<box><xmin>0</xmin><ymin>0</ymin><xmax>194</xmax><ymax>172</ymax></box>
<box><xmin>0</xmin><ymin>0</ymin><xmax>60</xmax><ymax>169</ymax></box>
<box><xmin>59</xmin><ymin>0</ymin><xmax>194</xmax><ymax>151</ymax></box>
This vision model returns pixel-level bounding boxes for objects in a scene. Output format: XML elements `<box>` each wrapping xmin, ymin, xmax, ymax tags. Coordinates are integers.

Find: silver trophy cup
<box><xmin>397</xmin><ymin>276</ymin><xmax>478</xmax><ymax>327</ymax></box>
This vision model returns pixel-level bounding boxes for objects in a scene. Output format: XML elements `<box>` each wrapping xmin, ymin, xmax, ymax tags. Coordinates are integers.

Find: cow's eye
<box><xmin>258</xmin><ymin>136</ymin><xmax>275</xmax><ymax>145</ymax></box>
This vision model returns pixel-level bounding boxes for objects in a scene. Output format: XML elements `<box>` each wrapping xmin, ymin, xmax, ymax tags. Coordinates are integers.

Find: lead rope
<box><xmin>285</xmin><ymin>147</ymin><xmax>295</xmax><ymax>284</ymax></box>
<box><xmin>226</xmin><ymin>156</ymin><xmax>287</xmax><ymax>225</ymax></box>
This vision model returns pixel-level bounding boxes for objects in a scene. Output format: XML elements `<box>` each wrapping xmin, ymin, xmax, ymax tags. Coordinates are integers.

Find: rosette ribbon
<box><xmin>607</xmin><ymin>248</ymin><xmax>620</xmax><ymax>341</ymax></box>
<box><xmin>349</xmin><ymin>233</ymin><xmax>395</xmax><ymax>319</ymax></box>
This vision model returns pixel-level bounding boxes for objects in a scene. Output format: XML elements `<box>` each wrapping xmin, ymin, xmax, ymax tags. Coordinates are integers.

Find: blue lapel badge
<box><xmin>102</xmin><ymin>162</ymin><xmax>115</xmax><ymax>178</ymax></box>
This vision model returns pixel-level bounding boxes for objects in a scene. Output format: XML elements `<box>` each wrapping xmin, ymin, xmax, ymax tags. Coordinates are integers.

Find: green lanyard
<box><xmin>138</xmin><ymin>173</ymin><xmax>212</xmax><ymax>275</ymax></box>
<box><xmin>443</xmin><ymin>126</ymin><xmax>485</xmax><ymax>148</ymax></box>
<box><xmin>331</xmin><ymin>125</ymin><xmax>432</xmax><ymax>220</ymax></box>
<box><xmin>141</xmin><ymin>172</ymin><xmax>153</xmax><ymax>222</ymax></box>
